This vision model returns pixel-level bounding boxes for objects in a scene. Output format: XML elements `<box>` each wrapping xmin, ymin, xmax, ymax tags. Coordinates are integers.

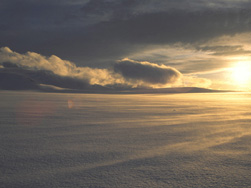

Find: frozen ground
<box><xmin>1</xmin><ymin>91</ymin><xmax>251</xmax><ymax>188</ymax></box>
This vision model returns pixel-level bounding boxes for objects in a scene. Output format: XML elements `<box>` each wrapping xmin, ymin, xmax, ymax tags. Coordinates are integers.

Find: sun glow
<box><xmin>232</xmin><ymin>61</ymin><xmax>251</xmax><ymax>86</ymax></box>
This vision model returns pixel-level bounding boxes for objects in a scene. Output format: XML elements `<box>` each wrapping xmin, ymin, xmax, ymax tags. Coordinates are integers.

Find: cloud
<box><xmin>127</xmin><ymin>44</ymin><xmax>234</xmax><ymax>75</ymax></box>
<box><xmin>197</xmin><ymin>45</ymin><xmax>251</xmax><ymax>56</ymax></box>
<box><xmin>2</xmin><ymin>1</ymin><xmax>251</xmax><ymax>91</ymax></box>
<box><xmin>0</xmin><ymin>46</ymin><xmax>218</xmax><ymax>91</ymax></box>
<box><xmin>0</xmin><ymin>47</ymin><xmax>185</xmax><ymax>89</ymax></box>
<box><xmin>1</xmin><ymin>1</ymin><xmax>251</xmax><ymax>67</ymax></box>
<box><xmin>0</xmin><ymin>47</ymin><xmax>117</xmax><ymax>87</ymax></box>
<box><xmin>182</xmin><ymin>76</ymin><xmax>212</xmax><ymax>88</ymax></box>
<box><xmin>80</xmin><ymin>0</ymin><xmax>251</xmax><ymax>19</ymax></box>
<box><xmin>0</xmin><ymin>47</ymin><xmax>75</xmax><ymax>76</ymax></box>
<box><xmin>114</xmin><ymin>59</ymin><xmax>182</xmax><ymax>87</ymax></box>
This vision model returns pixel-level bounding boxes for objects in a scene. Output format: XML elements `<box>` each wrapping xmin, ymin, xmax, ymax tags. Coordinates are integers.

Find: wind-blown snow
<box><xmin>1</xmin><ymin>91</ymin><xmax>251</xmax><ymax>187</ymax></box>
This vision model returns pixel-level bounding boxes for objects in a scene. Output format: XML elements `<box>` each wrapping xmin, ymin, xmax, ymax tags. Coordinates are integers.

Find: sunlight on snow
<box><xmin>1</xmin><ymin>91</ymin><xmax>251</xmax><ymax>187</ymax></box>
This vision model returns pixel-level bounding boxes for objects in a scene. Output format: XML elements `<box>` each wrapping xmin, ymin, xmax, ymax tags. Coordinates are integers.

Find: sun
<box><xmin>232</xmin><ymin>61</ymin><xmax>251</xmax><ymax>85</ymax></box>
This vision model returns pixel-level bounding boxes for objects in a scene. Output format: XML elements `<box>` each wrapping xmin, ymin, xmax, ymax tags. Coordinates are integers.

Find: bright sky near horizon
<box><xmin>1</xmin><ymin>0</ymin><xmax>251</xmax><ymax>91</ymax></box>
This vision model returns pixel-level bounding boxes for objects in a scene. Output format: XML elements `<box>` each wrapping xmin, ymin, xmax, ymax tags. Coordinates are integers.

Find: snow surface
<box><xmin>1</xmin><ymin>91</ymin><xmax>251</xmax><ymax>188</ymax></box>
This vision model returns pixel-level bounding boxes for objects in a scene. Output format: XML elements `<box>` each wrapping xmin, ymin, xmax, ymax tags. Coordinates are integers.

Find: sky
<box><xmin>1</xmin><ymin>0</ymin><xmax>251</xmax><ymax>91</ymax></box>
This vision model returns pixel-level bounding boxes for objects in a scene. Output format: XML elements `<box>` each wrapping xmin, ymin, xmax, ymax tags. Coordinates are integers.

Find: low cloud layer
<box><xmin>0</xmin><ymin>47</ymin><xmax>211</xmax><ymax>90</ymax></box>
<box><xmin>0</xmin><ymin>47</ymin><xmax>115</xmax><ymax>87</ymax></box>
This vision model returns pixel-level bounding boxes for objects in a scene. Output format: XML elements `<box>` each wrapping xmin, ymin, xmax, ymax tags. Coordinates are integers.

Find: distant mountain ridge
<box><xmin>0</xmin><ymin>72</ymin><xmax>39</xmax><ymax>90</ymax></box>
<box><xmin>117</xmin><ymin>87</ymin><xmax>233</xmax><ymax>94</ymax></box>
<box><xmin>0</xmin><ymin>68</ymin><xmax>234</xmax><ymax>94</ymax></box>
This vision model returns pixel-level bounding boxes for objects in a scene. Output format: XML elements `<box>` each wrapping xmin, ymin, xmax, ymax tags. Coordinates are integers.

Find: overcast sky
<box><xmin>1</xmin><ymin>0</ymin><xmax>251</xmax><ymax>90</ymax></box>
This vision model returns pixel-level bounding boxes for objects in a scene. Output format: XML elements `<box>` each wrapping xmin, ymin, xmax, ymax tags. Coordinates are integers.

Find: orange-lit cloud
<box><xmin>0</xmin><ymin>47</ymin><xmax>185</xmax><ymax>89</ymax></box>
<box><xmin>182</xmin><ymin>76</ymin><xmax>212</xmax><ymax>88</ymax></box>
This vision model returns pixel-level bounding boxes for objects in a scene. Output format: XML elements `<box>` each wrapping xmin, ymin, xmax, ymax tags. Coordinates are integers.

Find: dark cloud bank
<box><xmin>1</xmin><ymin>0</ymin><xmax>251</xmax><ymax>66</ymax></box>
<box><xmin>0</xmin><ymin>47</ymin><xmax>225</xmax><ymax>93</ymax></box>
<box><xmin>114</xmin><ymin>59</ymin><xmax>181</xmax><ymax>85</ymax></box>
<box><xmin>0</xmin><ymin>47</ymin><xmax>187</xmax><ymax>93</ymax></box>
